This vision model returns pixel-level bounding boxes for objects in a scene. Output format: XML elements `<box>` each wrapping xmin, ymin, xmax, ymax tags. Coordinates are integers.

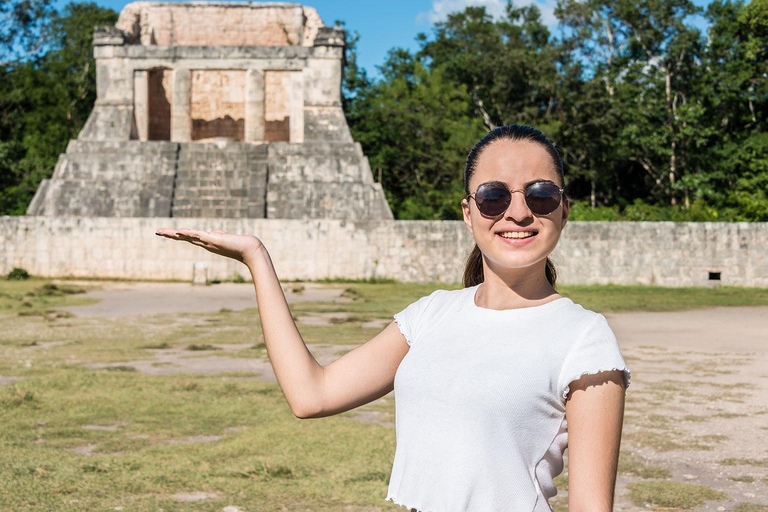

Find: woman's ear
<box><xmin>561</xmin><ymin>196</ymin><xmax>570</xmax><ymax>228</ymax></box>
<box><xmin>462</xmin><ymin>198</ymin><xmax>474</xmax><ymax>233</ymax></box>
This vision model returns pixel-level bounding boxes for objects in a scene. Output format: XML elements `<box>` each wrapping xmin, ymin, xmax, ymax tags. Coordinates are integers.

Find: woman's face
<box><xmin>461</xmin><ymin>139</ymin><xmax>569</xmax><ymax>276</ymax></box>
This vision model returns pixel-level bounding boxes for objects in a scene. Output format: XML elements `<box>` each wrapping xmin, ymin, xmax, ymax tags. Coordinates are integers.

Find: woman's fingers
<box><xmin>156</xmin><ymin>228</ymin><xmax>211</xmax><ymax>241</ymax></box>
<box><xmin>155</xmin><ymin>227</ymin><xmax>262</xmax><ymax>264</ymax></box>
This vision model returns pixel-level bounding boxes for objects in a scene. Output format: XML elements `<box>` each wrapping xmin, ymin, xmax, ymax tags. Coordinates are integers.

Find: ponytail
<box><xmin>545</xmin><ymin>257</ymin><xmax>557</xmax><ymax>289</ymax></box>
<box><xmin>462</xmin><ymin>244</ymin><xmax>558</xmax><ymax>289</ymax></box>
<box><xmin>462</xmin><ymin>244</ymin><xmax>484</xmax><ymax>288</ymax></box>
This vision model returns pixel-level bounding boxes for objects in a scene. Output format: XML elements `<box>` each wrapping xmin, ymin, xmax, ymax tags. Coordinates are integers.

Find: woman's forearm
<box><xmin>244</xmin><ymin>245</ymin><xmax>325</xmax><ymax>418</ymax></box>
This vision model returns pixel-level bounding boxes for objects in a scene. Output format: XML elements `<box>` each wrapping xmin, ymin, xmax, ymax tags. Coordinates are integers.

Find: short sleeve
<box><xmin>557</xmin><ymin>313</ymin><xmax>631</xmax><ymax>402</ymax></box>
<box><xmin>392</xmin><ymin>292</ymin><xmax>439</xmax><ymax>346</ymax></box>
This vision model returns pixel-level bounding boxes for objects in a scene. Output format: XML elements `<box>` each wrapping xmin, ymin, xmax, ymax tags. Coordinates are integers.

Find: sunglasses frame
<box><xmin>465</xmin><ymin>180</ymin><xmax>566</xmax><ymax>217</ymax></box>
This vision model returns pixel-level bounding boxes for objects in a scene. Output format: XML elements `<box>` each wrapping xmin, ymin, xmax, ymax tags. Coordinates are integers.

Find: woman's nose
<box><xmin>504</xmin><ymin>189</ymin><xmax>532</xmax><ymax>221</ymax></box>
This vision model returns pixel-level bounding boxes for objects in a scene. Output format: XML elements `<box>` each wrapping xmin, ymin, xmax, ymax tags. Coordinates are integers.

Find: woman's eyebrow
<box><xmin>523</xmin><ymin>179</ymin><xmax>554</xmax><ymax>187</ymax></box>
<box><xmin>478</xmin><ymin>179</ymin><xmax>554</xmax><ymax>188</ymax></box>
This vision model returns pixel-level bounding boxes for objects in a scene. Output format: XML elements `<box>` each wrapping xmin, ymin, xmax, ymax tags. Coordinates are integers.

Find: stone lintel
<box><xmin>313</xmin><ymin>27</ymin><xmax>345</xmax><ymax>48</ymax></box>
<box><xmin>93</xmin><ymin>26</ymin><xmax>125</xmax><ymax>46</ymax></box>
<box><xmin>117</xmin><ymin>45</ymin><xmax>314</xmax><ymax>60</ymax></box>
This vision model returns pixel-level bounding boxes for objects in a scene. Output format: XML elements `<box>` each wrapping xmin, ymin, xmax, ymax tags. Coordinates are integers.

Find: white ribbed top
<box><xmin>385</xmin><ymin>285</ymin><xmax>630</xmax><ymax>512</ymax></box>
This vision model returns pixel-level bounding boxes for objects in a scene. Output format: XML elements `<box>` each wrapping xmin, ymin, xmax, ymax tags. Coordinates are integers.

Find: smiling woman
<box><xmin>156</xmin><ymin>124</ymin><xmax>630</xmax><ymax>512</ymax></box>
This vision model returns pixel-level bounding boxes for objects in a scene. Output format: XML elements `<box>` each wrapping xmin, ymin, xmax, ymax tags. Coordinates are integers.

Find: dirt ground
<box><xmin>33</xmin><ymin>282</ymin><xmax>768</xmax><ymax>510</ymax></box>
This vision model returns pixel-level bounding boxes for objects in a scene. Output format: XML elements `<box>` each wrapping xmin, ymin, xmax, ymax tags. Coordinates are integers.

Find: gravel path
<box><xmin>58</xmin><ymin>281</ymin><xmax>346</xmax><ymax>317</ymax></box>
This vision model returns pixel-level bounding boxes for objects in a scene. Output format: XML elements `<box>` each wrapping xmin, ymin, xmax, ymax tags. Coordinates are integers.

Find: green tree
<box><xmin>0</xmin><ymin>0</ymin><xmax>55</xmax><ymax>64</ymax></box>
<box><xmin>419</xmin><ymin>4</ymin><xmax>561</xmax><ymax>133</ymax></box>
<box><xmin>346</xmin><ymin>49</ymin><xmax>484</xmax><ymax>219</ymax></box>
<box><xmin>0</xmin><ymin>2</ymin><xmax>117</xmax><ymax>215</ymax></box>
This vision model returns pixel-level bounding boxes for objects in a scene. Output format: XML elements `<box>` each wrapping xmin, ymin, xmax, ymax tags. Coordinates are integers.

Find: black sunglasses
<box><xmin>466</xmin><ymin>181</ymin><xmax>565</xmax><ymax>217</ymax></box>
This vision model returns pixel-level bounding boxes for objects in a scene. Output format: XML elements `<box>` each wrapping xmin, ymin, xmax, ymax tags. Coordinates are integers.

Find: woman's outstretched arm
<box><xmin>565</xmin><ymin>370</ymin><xmax>626</xmax><ymax>512</ymax></box>
<box><xmin>155</xmin><ymin>228</ymin><xmax>409</xmax><ymax>419</ymax></box>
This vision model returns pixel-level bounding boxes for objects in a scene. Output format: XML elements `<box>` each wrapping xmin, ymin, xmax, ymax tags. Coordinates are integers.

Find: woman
<box><xmin>156</xmin><ymin>124</ymin><xmax>630</xmax><ymax>512</ymax></box>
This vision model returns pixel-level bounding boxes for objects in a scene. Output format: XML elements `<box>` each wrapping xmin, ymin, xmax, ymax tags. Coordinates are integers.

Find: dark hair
<box><xmin>462</xmin><ymin>124</ymin><xmax>565</xmax><ymax>289</ymax></box>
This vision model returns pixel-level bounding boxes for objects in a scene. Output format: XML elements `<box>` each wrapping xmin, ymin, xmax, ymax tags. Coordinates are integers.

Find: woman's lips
<box><xmin>495</xmin><ymin>232</ymin><xmax>538</xmax><ymax>246</ymax></box>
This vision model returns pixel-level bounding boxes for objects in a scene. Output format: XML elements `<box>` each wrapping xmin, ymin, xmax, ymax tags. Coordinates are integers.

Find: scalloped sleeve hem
<box><xmin>561</xmin><ymin>366</ymin><xmax>631</xmax><ymax>401</ymax></box>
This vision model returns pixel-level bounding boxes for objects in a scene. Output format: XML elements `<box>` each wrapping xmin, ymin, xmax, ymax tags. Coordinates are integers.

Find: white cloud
<box><xmin>418</xmin><ymin>0</ymin><xmax>558</xmax><ymax>28</ymax></box>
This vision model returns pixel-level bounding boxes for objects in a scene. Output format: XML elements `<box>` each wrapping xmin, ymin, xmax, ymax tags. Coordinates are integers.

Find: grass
<box><xmin>721</xmin><ymin>458</ymin><xmax>768</xmax><ymax>467</ymax></box>
<box><xmin>0</xmin><ymin>278</ymin><xmax>97</xmax><ymax>314</ymax></box>
<box><xmin>186</xmin><ymin>344</ymin><xmax>222</xmax><ymax>351</ymax></box>
<box><xmin>618</xmin><ymin>452</ymin><xmax>671</xmax><ymax>478</ymax></box>
<box><xmin>734</xmin><ymin>505</ymin><xmax>768</xmax><ymax>512</ymax></box>
<box><xmin>1</xmin><ymin>278</ymin><xmax>765</xmax><ymax>510</ymax></box>
<box><xmin>626</xmin><ymin>480</ymin><xmax>728</xmax><ymax>509</ymax></box>
<box><xmin>729</xmin><ymin>476</ymin><xmax>756</xmax><ymax>483</ymax></box>
<box><xmin>625</xmin><ymin>430</ymin><xmax>723</xmax><ymax>452</ymax></box>
<box><xmin>557</xmin><ymin>284</ymin><xmax>768</xmax><ymax>312</ymax></box>
<box><xmin>0</xmin><ymin>371</ymin><xmax>397</xmax><ymax>511</ymax></box>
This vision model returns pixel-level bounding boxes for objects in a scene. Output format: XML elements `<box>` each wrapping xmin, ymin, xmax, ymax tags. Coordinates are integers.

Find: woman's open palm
<box><xmin>155</xmin><ymin>228</ymin><xmax>264</xmax><ymax>264</ymax></box>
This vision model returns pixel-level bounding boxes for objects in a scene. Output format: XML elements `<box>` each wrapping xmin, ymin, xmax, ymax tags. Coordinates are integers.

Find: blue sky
<box><xmin>55</xmin><ymin>0</ymin><xmax>714</xmax><ymax>78</ymax></box>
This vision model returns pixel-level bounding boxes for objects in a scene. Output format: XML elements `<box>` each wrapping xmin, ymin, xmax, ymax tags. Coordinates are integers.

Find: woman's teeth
<box><xmin>498</xmin><ymin>231</ymin><xmax>536</xmax><ymax>239</ymax></box>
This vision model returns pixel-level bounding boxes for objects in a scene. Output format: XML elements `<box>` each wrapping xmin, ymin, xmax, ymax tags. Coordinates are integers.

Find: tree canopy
<box><xmin>0</xmin><ymin>2</ymin><xmax>117</xmax><ymax>215</ymax></box>
<box><xmin>344</xmin><ymin>0</ymin><xmax>768</xmax><ymax>221</ymax></box>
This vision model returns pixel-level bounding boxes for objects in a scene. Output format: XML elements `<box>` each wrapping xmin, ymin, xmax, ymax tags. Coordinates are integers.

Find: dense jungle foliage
<box><xmin>1</xmin><ymin>0</ymin><xmax>766</xmax><ymax>220</ymax></box>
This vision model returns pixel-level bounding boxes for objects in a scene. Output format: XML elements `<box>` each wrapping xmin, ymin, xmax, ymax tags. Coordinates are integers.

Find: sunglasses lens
<box><xmin>525</xmin><ymin>182</ymin><xmax>562</xmax><ymax>215</ymax></box>
<box><xmin>475</xmin><ymin>185</ymin><xmax>511</xmax><ymax>216</ymax></box>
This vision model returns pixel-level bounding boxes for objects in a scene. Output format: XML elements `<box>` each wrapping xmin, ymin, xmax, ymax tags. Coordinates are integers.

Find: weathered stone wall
<box><xmin>2</xmin><ymin>218</ymin><xmax>766</xmax><ymax>287</ymax></box>
<box><xmin>190</xmin><ymin>70</ymin><xmax>245</xmax><ymax>141</ymax></box>
<box><xmin>116</xmin><ymin>2</ymin><xmax>322</xmax><ymax>47</ymax></box>
<box><xmin>264</xmin><ymin>70</ymin><xmax>292</xmax><ymax>142</ymax></box>
<box><xmin>26</xmin><ymin>141</ymin><xmax>178</xmax><ymax>217</ymax></box>
<box><xmin>172</xmin><ymin>142</ymin><xmax>268</xmax><ymax>218</ymax></box>
<box><xmin>27</xmin><ymin>141</ymin><xmax>392</xmax><ymax>220</ymax></box>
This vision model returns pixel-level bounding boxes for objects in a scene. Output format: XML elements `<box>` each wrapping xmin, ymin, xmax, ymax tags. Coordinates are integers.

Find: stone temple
<box><xmin>27</xmin><ymin>1</ymin><xmax>393</xmax><ymax>220</ymax></box>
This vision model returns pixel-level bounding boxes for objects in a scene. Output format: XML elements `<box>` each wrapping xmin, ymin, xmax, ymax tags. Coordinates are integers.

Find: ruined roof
<box><xmin>116</xmin><ymin>2</ymin><xmax>325</xmax><ymax>47</ymax></box>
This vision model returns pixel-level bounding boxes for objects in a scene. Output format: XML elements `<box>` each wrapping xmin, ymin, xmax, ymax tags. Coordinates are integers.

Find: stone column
<box><xmin>245</xmin><ymin>69</ymin><xmax>265</xmax><ymax>142</ymax></box>
<box><xmin>171</xmin><ymin>68</ymin><xmax>191</xmax><ymax>142</ymax></box>
<box><xmin>133</xmin><ymin>70</ymin><xmax>149</xmax><ymax>141</ymax></box>
<box><xmin>289</xmin><ymin>70</ymin><xmax>304</xmax><ymax>143</ymax></box>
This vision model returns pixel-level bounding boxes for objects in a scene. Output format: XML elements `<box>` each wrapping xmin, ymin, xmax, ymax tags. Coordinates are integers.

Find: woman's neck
<box><xmin>475</xmin><ymin>259</ymin><xmax>559</xmax><ymax>310</ymax></box>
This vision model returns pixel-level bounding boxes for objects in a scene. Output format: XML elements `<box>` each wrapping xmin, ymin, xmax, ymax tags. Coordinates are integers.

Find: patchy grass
<box><xmin>0</xmin><ymin>371</ymin><xmax>397</xmax><ymax>511</ymax></box>
<box><xmin>186</xmin><ymin>344</ymin><xmax>222</xmax><ymax>351</ymax></box>
<box><xmin>625</xmin><ymin>430</ymin><xmax>722</xmax><ymax>452</ymax></box>
<box><xmin>721</xmin><ymin>458</ymin><xmax>768</xmax><ymax>467</ymax></box>
<box><xmin>626</xmin><ymin>480</ymin><xmax>728</xmax><ymax>509</ymax></box>
<box><xmin>0</xmin><ymin>279</ymin><xmax>97</xmax><ymax>313</ymax></box>
<box><xmin>549</xmin><ymin>473</ymin><xmax>569</xmax><ymax>512</ymax></box>
<box><xmin>733</xmin><ymin>505</ymin><xmax>768</xmax><ymax>512</ymax></box>
<box><xmin>141</xmin><ymin>342</ymin><xmax>172</xmax><ymax>350</ymax></box>
<box><xmin>558</xmin><ymin>284</ymin><xmax>768</xmax><ymax>312</ymax></box>
<box><xmin>729</xmin><ymin>476</ymin><xmax>756</xmax><ymax>483</ymax></box>
<box><xmin>618</xmin><ymin>452</ymin><xmax>671</xmax><ymax>478</ymax></box>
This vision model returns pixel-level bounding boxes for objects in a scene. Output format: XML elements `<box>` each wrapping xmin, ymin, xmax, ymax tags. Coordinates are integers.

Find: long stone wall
<box><xmin>1</xmin><ymin>217</ymin><xmax>767</xmax><ymax>287</ymax></box>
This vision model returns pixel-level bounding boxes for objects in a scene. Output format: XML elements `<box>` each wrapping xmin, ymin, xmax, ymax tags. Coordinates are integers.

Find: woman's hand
<box><xmin>155</xmin><ymin>228</ymin><xmax>264</xmax><ymax>265</ymax></box>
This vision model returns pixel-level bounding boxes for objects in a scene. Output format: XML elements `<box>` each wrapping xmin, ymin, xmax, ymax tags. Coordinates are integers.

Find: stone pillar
<box><xmin>133</xmin><ymin>70</ymin><xmax>149</xmax><ymax>141</ymax></box>
<box><xmin>289</xmin><ymin>70</ymin><xmax>304</xmax><ymax>143</ymax></box>
<box><xmin>245</xmin><ymin>69</ymin><xmax>265</xmax><ymax>142</ymax></box>
<box><xmin>171</xmin><ymin>68</ymin><xmax>191</xmax><ymax>142</ymax></box>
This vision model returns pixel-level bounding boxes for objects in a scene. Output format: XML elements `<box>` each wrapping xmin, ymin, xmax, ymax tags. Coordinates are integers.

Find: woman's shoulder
<box><xmin>412</xmin><ymin>286</ymin><xmax>473</xmax><ymax>309</ymax></box>
<box><xmin>398</xmin><ymin>286</ymin><xmax>473</xmax><ymax>318</ymax></box>
<box><xmin>548</xmin><ymin>296</ymin><xmax>613</xmax><ymax>331</ymax></box>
